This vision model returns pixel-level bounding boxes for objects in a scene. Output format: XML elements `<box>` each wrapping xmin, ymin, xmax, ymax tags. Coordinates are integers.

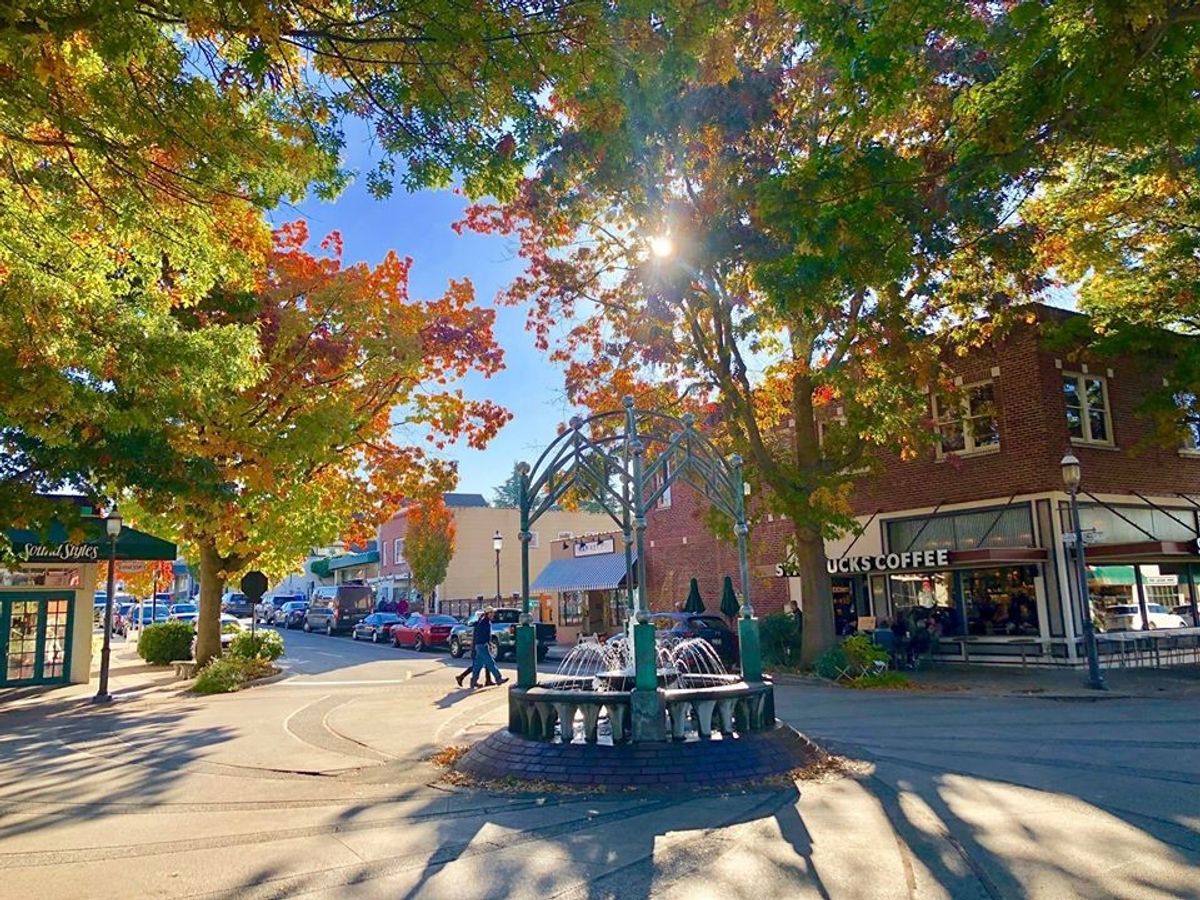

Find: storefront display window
<box><xmin>560</xmin><ymin>591</ymin><xmax>583</xmax><ymax>625</ymax></box>
<box><xmin>0</xmin><ymin>565</ymin><xmax>80</xmax><ymax>587</ymax></box>
<box><xmin>1087</xmin><ymin>564</ymin><xmax>1197</xmax><ymax>631</ymax></box>
<box><xmin>888</xmin><ymin>572</ymin><xmax>957</xmax><ymax>634</ymax></box>
<box><xmin>960</xmin><ymin>567</ymin><xmax>1039</xmax><ymax>636</ymax></box>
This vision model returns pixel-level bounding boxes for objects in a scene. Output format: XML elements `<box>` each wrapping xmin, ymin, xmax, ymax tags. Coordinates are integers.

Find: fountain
<box><xmin>453</xmin><ymin>400</ymin><xmax>807</xmax><ymax>789</ymax></box>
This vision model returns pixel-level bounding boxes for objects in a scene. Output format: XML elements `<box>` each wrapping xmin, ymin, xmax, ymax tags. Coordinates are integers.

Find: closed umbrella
<box><xmin>682</xmin><ymin>577</ymin><xmax>705</xmax><ymax>613</ymax></box>
<box><xmin>719</xmin><ymin>575</ymin><xmax>740</xmax><ymax>623</ymax></box>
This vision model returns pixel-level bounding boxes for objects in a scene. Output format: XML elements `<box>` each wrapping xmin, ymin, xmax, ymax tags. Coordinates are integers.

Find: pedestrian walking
<box><xmin>465</xmin><ymin>606</ymin><xmax>506</xmax><ymax>689</ymax></box>
<box><xmin>455</xmin><ymin>632</ymin><xmax>495</xmax><ymax>688</ymax></box>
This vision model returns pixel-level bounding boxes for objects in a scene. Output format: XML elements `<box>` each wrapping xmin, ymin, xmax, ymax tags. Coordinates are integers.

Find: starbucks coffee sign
<box><xmin>775</xmin><ymin>548</ymin><xmax>950</xmax><ymax>577</ymax></box>
<box><xmin>20</xmin><ymin>542</ymin><xmax>101</xmax><ymax>563</ymax></box>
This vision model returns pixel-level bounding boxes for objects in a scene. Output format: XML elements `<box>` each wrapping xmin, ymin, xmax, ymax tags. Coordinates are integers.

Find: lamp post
<box><xmin>94</xmin><ymin>508</ymin><xmax>122</xmax><ymax>704</ymax></box>
<box><xmin>1062</xmin><ymin>453</ymin><xmax>1106</xmax><ymax>690</ymax></box>
<box><xmin>492</xmin><ymin>530</ymin><xmax>503</xmax><ymax>602</ymax></box>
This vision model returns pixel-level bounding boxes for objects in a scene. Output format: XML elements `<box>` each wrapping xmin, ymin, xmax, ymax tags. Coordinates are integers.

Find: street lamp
<box><xmin>1062</xmin><ymin>453</ymin><xmax>1106</xmax><ymax>690</ymax></box>
<box><xmin>492</xmin><ymin>530</ymin><xmax>503</xmax><ymax>602</ymax></box>
<box><xmin>94</xmin><ymin>507</ymin><xmax>122</xmax><ymax>703</ymax></box>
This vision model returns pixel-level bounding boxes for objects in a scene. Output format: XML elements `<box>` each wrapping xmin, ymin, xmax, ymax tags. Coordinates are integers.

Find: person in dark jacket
<box><xmin>455</xmin><ymin>612</ymin><xmax>496</xmax><ymax>688</ymax></box>
<box><xmin>465</xmin><ymin>606</ymin><xmax>505</xmax><ymax>689</ymax></box>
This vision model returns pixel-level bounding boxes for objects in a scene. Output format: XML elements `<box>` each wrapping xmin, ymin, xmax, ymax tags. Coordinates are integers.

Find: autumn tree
<box><xmin>0</xmin><ymin>1</ymin><xmax>598</xmax><ymax>527</ymax></box>
<box><xmin>463</xmin><ymin>2</ymin><xmax>1054</xmax><ymax>664</ymax></box>
<box><xmin>403</xmin><ymin>497</ymin><xmax>456</xmax><ymax>614</ymax></box>
<box><xmin>125</xmin><ymin>222</ymin><xmax>508</xmax><ymax>664</ymax></box>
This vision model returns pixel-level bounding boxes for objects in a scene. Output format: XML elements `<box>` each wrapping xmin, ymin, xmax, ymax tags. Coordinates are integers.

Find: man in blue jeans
<box><xmin>469</xmin><ymin>607</ymin><xmax>506</xmax><ymax>689</ymax></box>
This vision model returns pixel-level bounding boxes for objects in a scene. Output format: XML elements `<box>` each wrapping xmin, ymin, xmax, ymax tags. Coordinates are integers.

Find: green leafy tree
<box><xmin>490</xmin><ymin>463</ymin><xmax>523</xmax><ymax>508</ymax></box>
<box><xmin>403</xmin><ymin>496</ymin><xmax>456</xmax><ymax>614</ymax></box>
<box><xmin>1</xmin><ymin>1</ymin><xmax>599</xmax><ymax>527</ymax></box>
<box><xmin>462</xmin><ymin>2</ymin><xmax>1043</xmax><ymax>664</ymax></box>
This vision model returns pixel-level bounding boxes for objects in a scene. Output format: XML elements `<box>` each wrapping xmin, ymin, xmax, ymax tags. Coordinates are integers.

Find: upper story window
<box><xmin>654</xmin><ymin>459</ymin><xmax>672</xmax><ymax>509</ymax></box>
<box><xmin>933</xmin><ymin>381</ymin><xmax>999</xmax><ymax>456</ymax></box>
<box><xmin>1175</xmin><ymin>392</ymin><xmax>1200</xmax><ymax>454</ymax></box>
<box><xmin>394</xmin><ymin>537</ymin><xmax>405</xmax><ymax>567</ymax></box>
<box><xmin>1063</xmin><ymin>373</ymin><xmax>1112</xmax><ymax>445</ymax></box>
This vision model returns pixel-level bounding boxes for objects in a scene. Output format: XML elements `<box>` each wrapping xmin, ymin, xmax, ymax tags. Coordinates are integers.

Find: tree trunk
<box><xmin>790</xmin><ymin>367</ymin><xmax>835</xmax><ymax>667</ymax></box>
<box><xmin>792</xmin><ymin>527</ymin><xmax>835</xmax><ymax>667</ymax></box>
<box><xmin>195</xmin><ymin>540</ymin><xmax>226</xmax><ymax>667</ymax></box>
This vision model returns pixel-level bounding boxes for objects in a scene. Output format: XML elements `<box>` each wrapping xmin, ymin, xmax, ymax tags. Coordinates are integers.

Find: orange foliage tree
<box><xmin>127</xmin><ymin>223</ymin><xmax>508</xmax><ymax>664</ymax></box>
<box><xmin>403</xmin><ymin>497</ymin><xmax>457</xmax><ymax>614</ymax></box>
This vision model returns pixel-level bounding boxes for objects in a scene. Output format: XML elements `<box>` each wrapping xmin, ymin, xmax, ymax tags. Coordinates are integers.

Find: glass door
<box><xmin>1</xmin><ymin>593</ymin><xmax>74</xmax><ymax>686</ymax></box>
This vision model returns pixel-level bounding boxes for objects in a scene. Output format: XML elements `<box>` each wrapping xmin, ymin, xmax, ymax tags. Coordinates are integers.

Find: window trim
<box><xmin>932</xmin><ymin>379</ymin><xmax>1001</xmax><ymax>458</ymax></box>
<box><xmin>654</xmin><ymin>459</ymin><xmax>672</xmax><ymax>509</ymax></box>
<box><xmin>1063</xmin><ymin>371</ymin><xmax>1114</xmax><ymax>446</ymax></box>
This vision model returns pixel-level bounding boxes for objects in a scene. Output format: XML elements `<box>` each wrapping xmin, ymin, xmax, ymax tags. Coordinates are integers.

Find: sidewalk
<box><xmin>773</xmin><ymin>661</ymin><xmax>1200</xmax><ymax>699</ymax></box>
<box><xmin>0</xmin><ymin>635</ymin><xmax>188</xmax><ymax>711</ymax></box>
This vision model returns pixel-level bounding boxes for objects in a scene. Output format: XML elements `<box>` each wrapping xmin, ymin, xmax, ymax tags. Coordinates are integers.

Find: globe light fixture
<box><xmin>1061</xmin><ymin>452</ymin><xmax>1081</xmax><ymax>492</ymax></box>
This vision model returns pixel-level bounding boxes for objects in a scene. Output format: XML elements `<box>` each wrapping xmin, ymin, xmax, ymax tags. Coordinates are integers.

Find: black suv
<box><xmin>304</xmin><ymin>584</ymin><xmax>373</xmax><ymax>635</ymax></box>
<box><xmin>221</xmin><ymin>592</ymin><xmax>255</xmax><ymax>618</ymax></box>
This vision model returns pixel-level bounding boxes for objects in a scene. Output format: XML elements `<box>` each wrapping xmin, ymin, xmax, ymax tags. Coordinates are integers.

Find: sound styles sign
<box><xmin>20</xmin><ymin>542</ymin><xmax>101</xmax><ymax>563</ymax></box>
<box><xmin>775</xmin><ymin>548</ymin><xmax>950</xmax><ymax>577</ymax></box>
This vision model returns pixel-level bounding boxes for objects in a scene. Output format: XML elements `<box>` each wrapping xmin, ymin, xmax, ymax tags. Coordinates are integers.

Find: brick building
<box><xmin>646</xmin><ymin>305</ymin><xmax>1200</xmax><ymax>666</ymax></box>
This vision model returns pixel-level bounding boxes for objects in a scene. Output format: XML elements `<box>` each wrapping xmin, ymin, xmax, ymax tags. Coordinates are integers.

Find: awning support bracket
<box><xmin>1132</xmin><ymin>491</ymin><xmax>1199</xmax><ymax>538</ymax></box>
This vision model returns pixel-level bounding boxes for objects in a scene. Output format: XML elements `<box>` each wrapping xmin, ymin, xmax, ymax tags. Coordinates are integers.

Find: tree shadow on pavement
<box><xmin>0</xmin><ymin>698</ymin><xmax>235</xmax><ymax>848</ymax></box>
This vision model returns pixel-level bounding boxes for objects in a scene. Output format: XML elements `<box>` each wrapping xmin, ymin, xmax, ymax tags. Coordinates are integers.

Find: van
<box><xmin>304</xmin><ymin>584</ymin><xmax>373</xmax><ymax>635</ymax></box>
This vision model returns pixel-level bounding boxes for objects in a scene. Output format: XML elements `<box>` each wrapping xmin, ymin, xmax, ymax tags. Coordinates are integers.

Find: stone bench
<box><xmin>171</xmin><ymin>660</ymin><xmax>197</xmax><ymax>680</ymax></box>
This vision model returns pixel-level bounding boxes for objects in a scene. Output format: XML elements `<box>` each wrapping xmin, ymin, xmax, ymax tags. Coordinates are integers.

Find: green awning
<box><xmin>1087</xmin><ymin>565</ymin><xmax>1136</xmax><ymax>586</ymax></box>
<box><xmin>327</xmin><ymin>550</ymin><xmax>379</xmax><ymax>571</ymax></box>
<box><xmin>6</xmin><ymin>520</ymin><xmax>177</xmax><ymax>563</ymax></box>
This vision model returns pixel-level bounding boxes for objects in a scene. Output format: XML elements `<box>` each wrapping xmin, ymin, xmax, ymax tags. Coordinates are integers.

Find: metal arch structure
<box><xmin>512</xmin><ymin>396</ymin><xmax>762</xmax><ymax>693</ymax></box>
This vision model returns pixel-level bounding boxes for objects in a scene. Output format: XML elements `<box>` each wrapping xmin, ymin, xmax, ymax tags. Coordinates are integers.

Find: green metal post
<box><xmin>731</xmin><ymin>455</ymin><xmax>763</xmax><ymax>682</ymax></box>
<box><xmin>625</xmin><ymin>397</ymin><xmax>665</xmax><ymax>740</ymax></box>
<box><xmin>516</xmin><ymin>461</ymin><xmax>536</xmax><ymax>688</ymax></box>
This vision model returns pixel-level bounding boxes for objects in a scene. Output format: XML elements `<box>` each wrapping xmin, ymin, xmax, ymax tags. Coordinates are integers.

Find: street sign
<box><xmin>1062</xmin><ymin>528</ymin><xmax>1103</xmax><ymax>547</ymax></box>
<box><xmin>240</xmin><ymin>571</ymin><xmax>268</xmax><ymax>637</ymax></box>
<box><xmin>240</xmin><ymin>570</ymin><xmax>269</xmax><ymax>600</ymax></box>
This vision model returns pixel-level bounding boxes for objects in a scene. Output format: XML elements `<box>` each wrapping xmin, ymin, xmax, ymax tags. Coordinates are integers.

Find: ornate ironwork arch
<box><xmin>517</xmin><ymin>396</ymin><xmax>753</xmax><ymax>626</ymax></box>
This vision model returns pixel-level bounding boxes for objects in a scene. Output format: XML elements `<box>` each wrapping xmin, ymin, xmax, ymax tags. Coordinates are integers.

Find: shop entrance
<box><xmin>1</xmin><ymin>591</ymin><xmax>74</xmax><ymax>686</ymax></box>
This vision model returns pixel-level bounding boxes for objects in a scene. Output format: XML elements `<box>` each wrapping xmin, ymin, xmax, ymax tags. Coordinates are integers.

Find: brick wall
<box><xmin>644</xmin><ymin>309</ymin><xmax>1200</xmax><ymax>609</ymax></box>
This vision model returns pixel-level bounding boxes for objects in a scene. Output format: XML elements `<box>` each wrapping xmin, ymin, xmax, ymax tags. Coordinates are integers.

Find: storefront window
<box><xmin>0</xmin><ymin>565</ymin><xmax>80</xmax><ymax>587</ymax></box>
<box><xmin>1088</xmin><ymin>564</ymin><xmax>1197</xmax><ymax>631</ymax></box>
<box><xmin>960</xmin><ymin>567</ymin><xmax>1039</xmax><ymax>636</ymax></box>
<box><xmin>888</xmin><ymin>572</ymin><xmax>957</xmax><ymax>634</ymax></box>
<box><xmin>560</xmin><ymin>591</ymin><xmax>583</xmax><ymax>625</ymax></box>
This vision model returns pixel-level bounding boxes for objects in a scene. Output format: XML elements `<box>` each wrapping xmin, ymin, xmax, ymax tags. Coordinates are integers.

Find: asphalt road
<box><xmin>1</xmin><ymin>630</ymin><xmax>1197</xmax><ymax>899</ymax></box>
<box><xmin>269</xmin><ymin>623</ymin><xmax>564</xmax><ymax>680</ymax></box>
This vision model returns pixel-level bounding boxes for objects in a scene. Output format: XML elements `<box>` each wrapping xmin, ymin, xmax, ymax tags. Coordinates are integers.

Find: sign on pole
<box><xmin>240</xmin><ymin>571</ymin><xmax>269</xmax><ymax>637</ymax></box>
<box><xmin>1062</xmin><ymin>528</ymin><xmax>1103</xmax><ymax>547</ymax></box>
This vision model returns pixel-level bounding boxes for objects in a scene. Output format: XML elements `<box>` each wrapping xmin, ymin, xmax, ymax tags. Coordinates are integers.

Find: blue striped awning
<box><xmin>531</xmin><ymin>553</ymin><xmax>636</xmax><ymax>593</ymax></box>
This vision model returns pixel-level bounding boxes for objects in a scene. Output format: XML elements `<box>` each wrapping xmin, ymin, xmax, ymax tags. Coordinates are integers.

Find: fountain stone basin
<box><xmin>595</xmin><ymin>667</ymin><xmax>680</xmax><ymax>692</ymax></box>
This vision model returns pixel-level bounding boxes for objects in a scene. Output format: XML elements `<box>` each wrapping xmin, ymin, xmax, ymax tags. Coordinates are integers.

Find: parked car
<box><xmin>256</xmin><ymin>593</ymin><xmax>302</xmax><ymax>623</ymax></box>
<box><xmin>642</xmin><ymin>613</ymin><xmax>739</xmax><ymax>666</ymax></box>
<box><xmin>127</xmin><ymin>604</ymin><xmax>171</xmax><ymax>628</ymax></box>
<box><xmin>449</xmin><ymin>608</ymin><xmax>556</xmax><ymax>661</ymax></box>
<box><xmin>304</xmin><ymin>584</ymin><xmax>373</xmax><ymax>635</ymax></box>
<box><xmin>170</xmin><ymin>602</ymin><xmax>198</xmax><ymax>619</ymax></box>
<box><xmin>172</xmin><ymin>612</ymin><xmax>199</xmax><ymax>625</ymax></box>
<box><xmin>1103</xmin><ymin>603</ymin><xmax>1190</xmax><ymax>631</ymax></box>
<box><xmin>93</xmin><ymin>591</ymin><xmax>136</xmax><ymax>626</ymax></box>
<box><xmin>352</xmin><ymin>612</ymin><xmax>404</xmax><ymax>643</ymax></box>
<box><xmin>221</xmin><ymin>592</ymin><xmax>255</xmax><ymax>619</ymax></box>
<box><xmin>390</xmin><ymin>613</ymin><xmax>458</xmax><ymax>651</ymax></box>
<box><xmin>1170</xmin><ymin>604</ymin><xmax>1198</xmax><ymax>627</ymax></box>
<box><xmin>276</xmin><ymin>600</ymin><xmax>309</xmax><ymax>629</ymax></box>
<box><xmin>190</xmin><ymin>614</ymin><xmax>243</xmax><ymax>655</ymax></box>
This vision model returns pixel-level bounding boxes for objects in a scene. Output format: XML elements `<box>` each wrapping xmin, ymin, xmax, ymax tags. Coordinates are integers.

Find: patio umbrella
<box><xmin>719</xmin><ymin>575</ymin><xmax>740</xmax><ymax>622</ymax></box>
<box><xmin>682</xmin><ymin>577</ymin><xmax>706</xmax><ymax>613</ymax></box>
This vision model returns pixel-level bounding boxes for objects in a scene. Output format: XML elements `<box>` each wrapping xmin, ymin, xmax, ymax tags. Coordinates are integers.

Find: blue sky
<box><xmin>282</xmin><ymin>140</ymin><xmax>576</xmax><ymax>498</ymax></box>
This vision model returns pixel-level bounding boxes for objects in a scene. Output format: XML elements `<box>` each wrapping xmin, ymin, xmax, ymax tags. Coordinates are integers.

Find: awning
<box><xmin>1082</xmin><ymin>540</ymin><xmax>1199</xmax><ymax>561</ymax></box>
<box><xmin>327</xmin><ymin>550</ymin><xmax>379</xmax><ymax>571</ymax></box>
<box><xmin>6</xmin><ymin>521</ymin><xmax>177</xmax><ymax>562</ymax></box>
<box><xmin>531</xmin><ymin>553</ymin><xmax>636</xmax><ymax>593</ymax></box>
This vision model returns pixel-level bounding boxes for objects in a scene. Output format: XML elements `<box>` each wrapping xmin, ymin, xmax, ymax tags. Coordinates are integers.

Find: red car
<box><xmin>390</xmin><ymin>614</ymin><xmax>458</xmax><ymax>652</ymax></box>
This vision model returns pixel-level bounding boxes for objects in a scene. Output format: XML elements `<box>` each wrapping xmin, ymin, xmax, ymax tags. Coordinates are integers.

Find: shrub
<box><xmin>227</xmin><ymin>629</ymin><xmax>285</xmax><ymax>662</ymax></box>
<box><xmin>759</xmin><ymin>613</ymin><xmax>802</xmax><ymax>667</ymax></box>
<box><xmin>814</xmin><ymin>635</ymin><xmax>889</xmax><ymax>682</ymax></box>
<box><xmin>814</xmin><ymin>644</ymin><xmax>850</xmax><ymax>680</ymax></box>
<box><xmin>841</xmin><ymin>634</ymin><xmax>889</xmax><ymax>674</ymax></box>
<box><xmin>137</xmin><ymin>621</ymin><xmax>195</xmax><ymax>664</ymax></box>
<box><xmin>846</xmin><ymin>671</ymin><xmax>914</xmax><ymax>690</ymax></box>
<box><xmin>193</xmin><ymin>657</ymin><xmax>274</xmax><ymax>694</ymax></box>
